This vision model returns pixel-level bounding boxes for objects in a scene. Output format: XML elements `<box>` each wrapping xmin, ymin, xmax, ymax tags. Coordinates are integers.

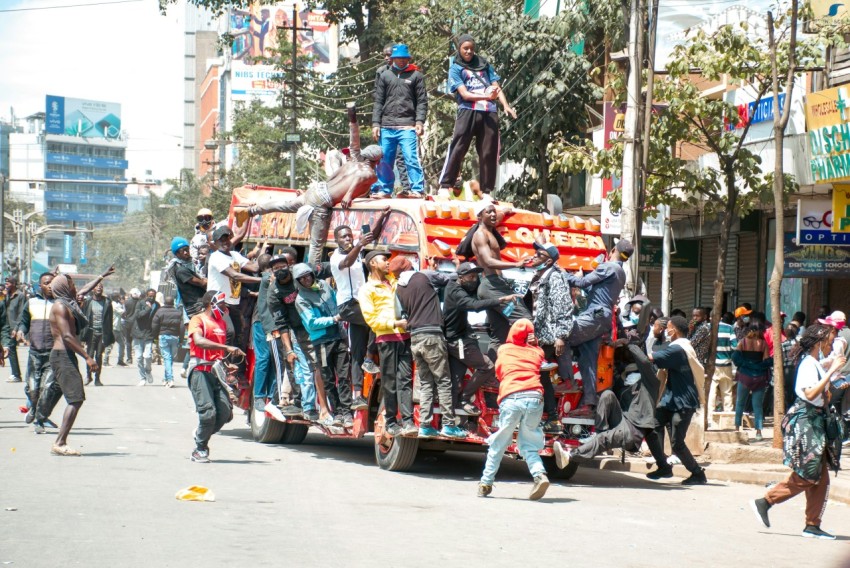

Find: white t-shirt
<box><xmin>795</xmin><ymin>355</ymin><xmax>826</xmax><ymax>407</ymax></box>
<box><xmin>330</xmin><ymin>247</ymin><xmax>365</xmax><ymax>305</ymax></box>
<box><xmin>207</xmin><ymin>250</ymin><xmax>249</xmax><ymax>305</ymax></box>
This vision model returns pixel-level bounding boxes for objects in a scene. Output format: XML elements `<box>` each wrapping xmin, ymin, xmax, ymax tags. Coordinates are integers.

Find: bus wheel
<box><xmin>543</xmin><ymin>456</ymin><xmax>580</xmax><ymax>481</ymax></box>
<box><xmin>280</xmin><ymin>423</ymin><xmax>309</xmax><ymax>445</ymax></box>
<box><xmin>250</xmin><ymin>406</ymin><xmax>287</xmax><ymax>444</ymax></box>
<box><xmin>373</xmin><ymin>403</ymin><xmax>418</xmax><ymax>472</ymax></box>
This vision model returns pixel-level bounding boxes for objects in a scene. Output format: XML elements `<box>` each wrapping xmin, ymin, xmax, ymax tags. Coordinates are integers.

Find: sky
<box><xmin>0</xmin><ymin>0</ymin><xmax>185</xmax><ymax>180</ymax></box>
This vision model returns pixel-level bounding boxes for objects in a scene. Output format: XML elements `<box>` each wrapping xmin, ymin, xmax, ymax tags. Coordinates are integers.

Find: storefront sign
<box><xmin>733</xmin><ymin>94</ymin><xmax>785</xmax><ymax>130</ymax></box>
<box><xmin>784</xmin><ymin>232</ymin><xmax>850</xmax><ymax>277</ymax></box>
<box><xmin>833</xmin><ymin>185</ymin><xmax>850</xmax><ymax>232</ymax></box>
<box><xmin>810</xmin><ymin>0</ymin><xmax>848</xmax><ymax>19</ymax></box>
<box><xmin>639</xmin><ymin>238</ymin><xmax>699</xmax><ymax>271</ymax></box>
<box><xmin>805</xmin><ymin>86</ymin><xmax>850</xmax><ymax>183</ymax></box>
<box><xmin>796</xmin><ymin>199</ymin><xmax>850</xmax><ymax>245</ymax></box>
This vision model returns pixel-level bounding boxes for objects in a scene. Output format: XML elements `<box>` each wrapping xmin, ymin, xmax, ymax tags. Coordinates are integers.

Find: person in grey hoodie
<box><xmin>292</xmin><ymin>263</ymin><xmax>353</xmax><ymax>428</ymax></box>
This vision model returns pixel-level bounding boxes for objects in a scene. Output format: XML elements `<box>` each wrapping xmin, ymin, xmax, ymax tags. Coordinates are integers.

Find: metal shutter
<box><xmin>645</xmin><ymin>271</ymin><xmax>662</xmax><ymax>306</ymax></box>
<box><xmin>700</xmin><ymin>238</ymin><xmax>719</xmax><ymax>308</ymax></box>
<box><xmin>671</xmin><ymin>272</ymin><xmax>697</xmax><ymax>313</ymax></box>
<box><xmin>724</xmin><ymin>234</ymin><xmax>738</xmax><ymax>293</ymax></box>
<box><xmin>737</xmin><ymin>233</ymin><xmax>759</xmax><ymax>308</ymax></box>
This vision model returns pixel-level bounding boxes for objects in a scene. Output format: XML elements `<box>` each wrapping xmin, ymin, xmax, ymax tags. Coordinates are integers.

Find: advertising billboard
<box><xmin>229</xmin><ymin>2</ymin><xmax>338</xmax><ymax>75</ymax></box>
<box><xmin>231</xmin><ymin>61</ymin><xmax>284</xmax><ymax>103</ymax></box>
<box><xmin>45</xmin><ymin>95</ymin><xmax>122</xmax><ymax>140</ymax></box>
<box><xmin>796</xmin><ymin>198</ymin><xmax>850</xmax><ymax>246</ymax></box>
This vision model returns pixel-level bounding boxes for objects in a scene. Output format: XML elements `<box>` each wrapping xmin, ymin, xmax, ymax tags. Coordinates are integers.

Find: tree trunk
<box><xmin>703</xmin><ymin>168</ymin><xmax>737</xmax><ymax>429</ymax></box>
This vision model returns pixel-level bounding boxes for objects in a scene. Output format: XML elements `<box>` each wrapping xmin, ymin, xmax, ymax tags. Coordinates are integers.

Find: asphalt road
<box><xmin>2</xmin><ymin>359</ymin><xmax>850</xmax><ymax>568</ymax></box>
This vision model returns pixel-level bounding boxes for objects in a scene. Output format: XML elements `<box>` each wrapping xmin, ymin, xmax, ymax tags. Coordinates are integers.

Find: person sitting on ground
<box><xmin>394</xmin><ymin>256</ymin><xmax>466</xmax><ymax>439</ymax></box>
<box><xmin>186</xmin><ymin>291</ymin><xmax>244</xmax><ymax>463</ymax></box>
<box><xmin>442</xmin><ymin>262</ymin><xmax>514</xmax><ymax>415</ymax></box>
<box><xmin>751</xmin><ymin>323</ymin><xmax>847</xmax><ymax>540</ymax></box>
<box><xmin>552</xmin><ymin>344</ymin><xmax>660</xmax><ymax>470</ymax></box>
<box><xmin>644</xmin><ymin>315</ymin><xmax>708</xmax><ymax>485</ymax></box>
<box><xmin>478</xmin><ymin>318</ymin><xmax>550</xmax><ymax>501</ymax></box>
<box><xmin>236</xmin><ymin>105</ymin><xmax>383</xmax><ymax>267</ymax></box>
<box><xmin>293</xmin><ymin>263</ymin><xmax>354</xmax><ymax>429</ymax></box>
<box><xmin>565</xmin><ymin>239</ymin><xmax>634</xmax><ymax>414</ymax></box>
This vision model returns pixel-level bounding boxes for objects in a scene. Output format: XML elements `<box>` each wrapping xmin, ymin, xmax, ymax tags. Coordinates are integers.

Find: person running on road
<box><xmin>478</xmin><ymin>318</ymin><xmax>549</xmax><ymax>500</ymax></box>
<box><xmin>235</xmin><ymin>105</ymin><xmax>383</xmax><ymax>267</ymax></box>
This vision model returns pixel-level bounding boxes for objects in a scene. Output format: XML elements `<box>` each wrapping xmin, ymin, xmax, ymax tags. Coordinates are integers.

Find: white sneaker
<box><xmin>137</xmin><ymin>380</ymin><xmax>147</xmax><ymax>387</ymax></box>
<box><xmin>553</xmin><ymin>441</ymin><xmax>571</xmax><ymax>470</ymax></box>
<box><xmin>180</xmin><ymin>370</ymin><xmax>187</xmax><ymax>379</ymax></box>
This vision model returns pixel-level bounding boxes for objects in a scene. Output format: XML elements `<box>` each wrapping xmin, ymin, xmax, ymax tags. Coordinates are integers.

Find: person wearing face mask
<box><xmin>190</xmin><ymin>208</ymin><xmax>215</xmax><ymax>264</ymax></box>
<box><xmin>733</xmin><ymin>305</ymin><xmax>753</xmax><ymax>342</ymax></box>
<box><xmin>528</xmin><ymin>241</ymin><xmax>575</xmax><ymax>433</ymax></box>
<box><xmin>329</xmin><ymin>208</ymin><xmax>391</xmax><ymax>409</ymax></box>
<box><xmin>751</xmin><ymin>323</ymin><xmax>847</xmax><ymax>540</ymax></box>
<box><xmin>186</xmin><ymin>290</ymin><xmax>244</xmax><ymax>463</ymax></box>
<box><xmin>443</xmin><ymin>262</ymin><xmax>514</xmax><ymax>415</ymax></box>
<box><xmin>646</xmin><ymin>316</ymin><xmax>670</xmax><ymax>353</ymax></box>
<box><xmin>293</xmin><ymin>263</ymin><xmax>353</xmax><ymax>428</ymax></box>
<box><xmin>268</xmin><ymin>248</ymin><xmax>319</xmax><ymax>421</ymax></box>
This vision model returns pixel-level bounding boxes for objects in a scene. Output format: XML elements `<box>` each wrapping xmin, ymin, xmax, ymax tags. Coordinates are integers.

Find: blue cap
<box><xmin>533</xmin><ymin>241</ymin><xmax>560</xmax><ymax>261</ymax></box>
<box><xmin>171</xmin><ymin>236</ymin><xmax>190</xmax><ymax>255</ymax></box>
<box><xmin>390</xmin><ymin>44</ymin><xmax>411</xmax><ymax>59</ymax></box>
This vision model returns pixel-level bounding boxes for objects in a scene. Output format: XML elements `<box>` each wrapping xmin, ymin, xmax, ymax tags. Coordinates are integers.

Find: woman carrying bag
<box><xmin>750</xmin><ymin>323</ymin><xmax>847</xmax><ymax>540</ymax></box>
<box><xmin>732</xmin><ymin>314</ymin><xmax>772</xmax><ymax>441</ymax></box>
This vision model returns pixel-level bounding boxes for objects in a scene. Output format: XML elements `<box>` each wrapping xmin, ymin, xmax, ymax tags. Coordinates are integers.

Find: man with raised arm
<box><xmin>236</xmin><ymin>105</ymin><xmax>383</xmax><ymax>267</ymax></box>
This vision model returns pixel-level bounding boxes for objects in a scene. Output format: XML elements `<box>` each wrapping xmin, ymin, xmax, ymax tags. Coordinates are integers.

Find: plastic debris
<box><xmin>175</xmin><ymin>486</ymin><xmax>215</xmax><ymax>502</ymax></box>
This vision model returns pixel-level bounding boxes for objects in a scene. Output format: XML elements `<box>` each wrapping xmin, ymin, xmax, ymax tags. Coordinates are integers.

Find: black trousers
<box><xmin>86</xmin><ymin>333</ymin><xmax>105</xmax><ymax>382</ymax></box>
<box><xmin>439</xmin><ymin>109</ymin><xmax>500</xmax><ymax>192</ymax></box>
<box><xmin>447</xmin><ymin>332</ymin><xmax>495</xmax><ymax>408</ymax></box>
<box><xmin>314</xmin><ymin>339</ymin><xmax>353</xmax><ymax>415</ymax></box>
<box><xmin>347</xmin><ymin>321</ymin><xmax>370</xmax><ymax>391</ymax></box>
<box><xmin>645</xmin><ymin>407</ymin><xmax>700</xmax><ymax>473</ymax></box>
<box><xmin>378</xmin><ymin>339</ymin><xmax>413</xmax><ymax>426</ymax></box>
<box><xmin>8</xmin><ymin>343</ymin><xmax>21</xmax><ymax>380</ymax></box>
<box><xmin>26</xmin><ymin>349</ymin><xmax>62</xmax><ymax>422</ymax></box>
<box><xmin>573</xmin><ymin>390</ymin><xmax>645</xmax><ymax>460</ymax></box>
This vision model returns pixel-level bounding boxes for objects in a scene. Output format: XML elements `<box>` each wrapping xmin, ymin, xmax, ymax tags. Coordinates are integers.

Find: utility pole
<box><xmin>0</xmin><ymin>174</ymin><xmax>5</xmax><ymax>276</ymax></box>
<box><xmin>278</xmin><ymin>6</ymin><xmax>311</xmax><ymax>189</ymax></box>
<box><xmin>620</xmin><ymin>0</ymin><xmax>643</xmax><ymax>294</ymax></box>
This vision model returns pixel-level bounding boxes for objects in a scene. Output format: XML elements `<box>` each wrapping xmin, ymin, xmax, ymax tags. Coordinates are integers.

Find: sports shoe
<box><xmin>750</xmin><ymin>498</ymin><xmax>771</xmax><ymax>528</ymax></box>
<box><xmin>802</xmin><ymin>525</ymin><xmax>836</xmax><ymax>540</ymax></box>
<box><xmin>351</xmin><ymin>396</ymin><xmax>368</xmax><ymax>410</ymax></box>
<box><xmin>361</xmin><ymin>360</ymin><xmax>381</xmax><ymax>375</ymax></box>
<box><xmin>461</xmin><ymin>402</ymin><xmax>481</xmax><ymax>416</ymax></box>
<box><xmin>543</xmin><ymin>419</ymin><xmax>562</xmax><ymax>435</ymax></box>
<box><xmin>682</xmin><ymin>468</ymin><xmax>708</xmax><ymax>486</ymax></box>
<box><xmin>386</xmin><ymin>423</ymin><xmax>403</xmax><ymax>437</ymax></box>
<box><xmin>6</xmin><ymin>376</ymin><xmax>21</xmax><ymax>383</ymax></box>
<box><xmin>440</xmin><ymin>425</ymin><xmax>467</xmax><ymax>438</ymax></box>
<box><xmin>342</xmin><ymin>414</ymin><xmax>354</xmax><ymax>428</ymax></box>
<box><xmin>179</xmin><ymin>369</ymin><xmax>186</xmax><ymax>377</ymax></box>
<box><xmin>165</xmin><ymin>382</ymin><xmax>174</xmax><ymax>389</ymax></box>
<box><xmin>279</xmin><ymin>404</ymin><xmax>303</xmax><ymax>418</ymax></box>
<box><xmin>94</xmin><ymin>380</ymin><xmax>103</xmax><ymax>386</ymax></box>
<box><xmin>540</xmin><ymin>361</ymin><xmax>558</xmax><ymax>373</ymax></box>
<box><xmin>117</xmin><ymin>361</ymin><xmax>128</xmax><ymax>367</ymax></box>
<box><xmin>478</xmin><ymin>483</ymin><xmax>492</xmax><ymax>497</ymax></box>
<box><xmin>646</xmin><ymin>466</ymin><xmax>674</xmax><ymax>480</ymax></box>
<box><xmin>264</xmin><ymin>402</ymin><xmax>287</xmax><ymax>422</ymax></box>
<box><xmin>25</xmin><ymin>408</ymin><xmax>35</xmax><ymax>424</ymax></box>
<box><xmin>418</xmin><ymin>425</ymin><xmax>440</xmax><ymax>438</ymax></box>
<box><xmin>191</xmin><ymin>448</ymin><xmax>210</xmax><ymax>463</ymax></box>
<box><xmin>529</xmin><ymin>474</ymin><xmax>550</xmax><ymax>500</ymax></box>
<box><xmin>43</xmin><ymin>418</ymin><xmax>58</xmax><ymax>429</ymax></box>
<box><xmin>553</xmin><ymin>441</ymin><xmax>571</xmax><ymax>470</ymax></box>
<box><xmin>137</xmin><ymin>380</ymin><xmax>147</xmax><ymax>387</ymax></box>
<box><xmin>400</xmin><ymin>423</ymin><xmax>419</xmax><ymax>438</ymax></box>
<box><xmin>33</xmin><ymin>422</ymin><xmax>46</xmax><ymax>434</ymax></box>
<box><xmin>304</xmin><ymin>409</ymin><xmax>320</xmax><ymax>421</ymax></box>
<box><xmin>332</xmin><ymin>414</ymin><xmax>344</xmax><ymax>427</ymax></box>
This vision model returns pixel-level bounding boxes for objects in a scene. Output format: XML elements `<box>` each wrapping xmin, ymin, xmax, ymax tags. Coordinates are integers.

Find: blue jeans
<box><xmin>132</xmin><ymin>339</ymin><xmax>153</xmax><ymax>383</ymax></box>
<box><xmin>252</xmin><ymin>322</ymin><xmax>274</xmax><ymax>400</ymax></box>
<box><xmin>376</xmin><ymin>128</ymin><xmax>424</xmax><ymax>194</ymax></box>
<box><xmin>159</xmin><ymin>335</ymin><xmax>179</xmax><ymax>382</ymax></box>
<box><xmin>735</xmin><ymin>384</ymin><xmax>766</xmax><ymax>430</ymax></box>
<box><xmin>292</xmin><ymin>333</ymin><xmax>316</xmax><ymax>412</ymax></box>
<box><xmin>480</xmin><ymin>394</ymin><xmax>546</xmax><ymax>485</ymax></box>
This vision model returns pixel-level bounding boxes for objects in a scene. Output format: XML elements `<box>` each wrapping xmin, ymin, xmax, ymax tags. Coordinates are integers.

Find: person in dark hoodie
<box><xmin>372</xmin><ymin>43</ymin><xmax>428</xmax><ymax>198</ymax></box>
<box><xmin>293</xmin><ymin>263</ymin><xmax>353</xmax><ymax>428</ymax></box>
<box><xmin>376</xmin><ymin>43</ymin><xmax>411</xmax><ymax>194</ymax></box>
<box><xmin>552</xmin><ymin>345</ymin><xmax>660</xmax><ymax>469</ymax></box>
<box><xmin>393</xmin><ymin>257</ymin><xmax>465</xmax><ymax>439</ymax></box>
<box><xmin>151</xmin><ymin>295</ymin><xmax>183</xmax><ymax>388</ymax></box>
<box><xmin>439</xmin><ymin>34</ymin><xmax>517</xmax><ymax>196</ymax></box>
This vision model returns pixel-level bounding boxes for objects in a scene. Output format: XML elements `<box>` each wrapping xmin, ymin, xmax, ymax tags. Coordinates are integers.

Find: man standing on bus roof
<box><xmin>235</xmin><ymin>105</ymin><xmax>382</xmax><ymax>268</ymax></box>
<box><xmin>565</xmin><ymin>239</ymin><xmax>633</xmax><ymax>412</ymax></box>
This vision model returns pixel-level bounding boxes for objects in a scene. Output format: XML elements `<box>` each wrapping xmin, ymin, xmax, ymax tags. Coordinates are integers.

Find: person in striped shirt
<box><xmin>708</xmin><ymin>312</ymin><xmax>738</xmax><ymax>420</ymax></box>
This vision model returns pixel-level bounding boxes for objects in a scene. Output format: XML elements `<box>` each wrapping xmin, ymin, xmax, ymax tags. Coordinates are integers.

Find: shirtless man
<box><xmin>48</xmin><ymin>267</ymin><xmax>114</xmax><ymax>456</ymax></box>
<box><xmin>236</xmin><ymin>105</ymin><xmax>383</xmax><ymax>267</ymax></box>
<box><xmin>470</xmin><ymin>202</ymin><xmax>532</xmax><ymax>358</ymax></box>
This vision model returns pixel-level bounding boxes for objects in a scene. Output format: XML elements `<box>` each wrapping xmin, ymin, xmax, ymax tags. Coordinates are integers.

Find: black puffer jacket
<box><xmin>372</xmin><ymin>64</ymin><xmax>428</xmax><ymax>128</ymax></box>
<box><xmin>152</xmin><ymin>305</ymin><xmax>183</xmax><ymax>338</ymax></box>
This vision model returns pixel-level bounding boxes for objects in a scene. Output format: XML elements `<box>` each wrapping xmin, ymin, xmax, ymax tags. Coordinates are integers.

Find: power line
<box><xmin>0</xmin><ymin>0</ymin><xmax>142</xmax><ymax>12</ymax></box>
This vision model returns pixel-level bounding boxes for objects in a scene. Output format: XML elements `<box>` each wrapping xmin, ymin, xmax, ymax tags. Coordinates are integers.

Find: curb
<box><xmin>575</xmin><ymin>457</ymin><xmax>850</xmax><ymax>505</ymax></box>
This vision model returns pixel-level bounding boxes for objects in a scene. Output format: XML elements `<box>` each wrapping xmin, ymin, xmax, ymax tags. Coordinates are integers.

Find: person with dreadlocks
<box><xmin>751</xmin><ymin>323</ymin><xmax>848</xmax><ymax>540</ymax></box>
<box><xmin>48</xmin><ymin>268</ymin><xmax>114</xmax><ymax>456</ymax></box>
<box><xmin>439</xmin><ymin>34</ymin><xmax>517</xmax><ymax>196</ymax></box>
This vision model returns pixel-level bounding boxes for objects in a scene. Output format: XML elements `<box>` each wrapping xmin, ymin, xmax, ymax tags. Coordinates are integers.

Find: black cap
<box><xmin>269</xmin><ymin>254</ymin><xmax>288</xmax><ymax>266</ymax></box>
<box><xmin>212</xmin><ymin>225</ymin><xmax>233</xmax><ymax>241</ymax></box>
<box><xmin>364</xmin><ymin>249</ymin><xmax>388</xmax><ymax>266</ymax></box>
<box><xmin>4</xmin><ymin>276</ymin><xmax>17</xmax><ymax>285</ymax></box>
<box><xmin>456</xmin><ymin>262</ymin><xmax>483</xmax><ymax>276</ymax></box>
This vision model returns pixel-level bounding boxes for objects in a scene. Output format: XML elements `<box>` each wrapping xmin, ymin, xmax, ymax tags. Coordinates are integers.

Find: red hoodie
<box><xmin>495</xmin><ymin>319</ymin><xmax>545</xmax><ymax>404</ymax></box>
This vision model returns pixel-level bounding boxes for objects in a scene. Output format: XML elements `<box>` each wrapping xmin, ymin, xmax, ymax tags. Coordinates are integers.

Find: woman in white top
<box><xmin>750</xmin><ymin>323</ymin><xmax>847</xmax><ymax>540</ymax></box>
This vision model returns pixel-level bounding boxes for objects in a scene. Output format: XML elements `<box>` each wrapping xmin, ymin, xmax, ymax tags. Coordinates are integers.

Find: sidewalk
<box><xmin>574</xmin><ymin>427</ymin><xmax>850</xmax><ymax>505</ymax></box>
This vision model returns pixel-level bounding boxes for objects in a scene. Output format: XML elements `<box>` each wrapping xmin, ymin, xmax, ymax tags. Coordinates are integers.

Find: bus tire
<box><xmin>543</xmin><ymin>456</ymin><xmax>580</xmax><ymax>481</ymax></box>
<box><xmin>280</xmin><ymin>423</ymin><xmax>309</xmax><ymax>445</ymax></box>
<box><xmin>250</xmin><ymin>406</ymin><xmax>287</xmax><ymax>444</ymax></box>
<box><xmin>374</xmin><ymin>403</ymin><xmax>419</xmax><ymax>472</ymax></box>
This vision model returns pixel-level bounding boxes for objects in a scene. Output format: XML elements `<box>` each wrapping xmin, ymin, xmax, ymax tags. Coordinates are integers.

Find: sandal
<box><xmin>51</xmin><ymin>445</ymin><xmax>81</xmax><ymax>456</ymax></box>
